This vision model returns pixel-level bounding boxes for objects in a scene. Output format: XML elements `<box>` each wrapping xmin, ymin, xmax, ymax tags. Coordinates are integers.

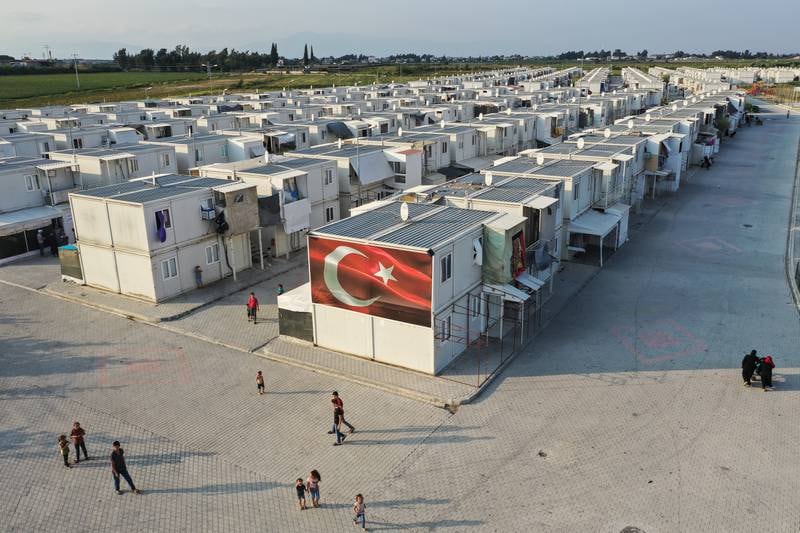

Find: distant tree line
<box><xmin>556</xmin><ymin>49</ymin><xmax>798</xmax><ymax>60</ymax></box>
<box><xmin>111</xmin><ymin>43</ymin><xmax>320</xmax><ymax>71</ymax></box>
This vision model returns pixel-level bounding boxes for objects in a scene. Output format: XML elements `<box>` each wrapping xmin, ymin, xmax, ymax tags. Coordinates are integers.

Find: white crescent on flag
<box><xmin>323</xmin><ymin>246</ymin><xmax>381</xmax><ymax>307</ymax></box>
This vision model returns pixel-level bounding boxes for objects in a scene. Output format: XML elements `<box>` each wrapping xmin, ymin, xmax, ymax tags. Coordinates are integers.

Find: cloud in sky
<box><xmin>4</xmin><ymin>0</ymin><xmax>798</xmax><ymax>59</ymax></box>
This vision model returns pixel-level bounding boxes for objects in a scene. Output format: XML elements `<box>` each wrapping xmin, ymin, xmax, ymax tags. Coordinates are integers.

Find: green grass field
<box><xmin>0</xmin><ymin>72</ymin><xmax>209</xmax><ymax>106</ymax></box>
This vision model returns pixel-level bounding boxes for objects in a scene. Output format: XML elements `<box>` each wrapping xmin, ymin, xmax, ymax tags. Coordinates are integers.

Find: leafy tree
<box><xmin>139</xmin><ymin>48</ymin><xmax>155</xmax><ymax>70</ymax></box>
<box><xmin>113</xmin><ymin>48</ymin><xmax>129</xmax><ymax>69</ymax></box>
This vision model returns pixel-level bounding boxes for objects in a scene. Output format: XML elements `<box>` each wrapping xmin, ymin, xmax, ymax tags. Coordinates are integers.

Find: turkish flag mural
<box><xmin>309</xmin><ymin>236</ymin><xmax>433</xmax><ymax>327</ymax></box>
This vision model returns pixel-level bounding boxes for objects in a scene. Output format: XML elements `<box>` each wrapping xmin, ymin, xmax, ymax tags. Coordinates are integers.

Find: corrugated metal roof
<box><xmin>472</xmin><ymin>177</ymin><xmax>554</xmax><ymax>203</ymax></box>
<box><xmin>74</xmin><ymin>175</ymin><xmax>228</xmax><ymax>202</ymax></box>
<box><xmin>377</xmin><ymin>207</ymin><xmax>494</xmax><ymax>249</ymax></box>
<box><xmin>314</xmin><ymin>202</ymin><xmax>438</xmax><ymax>240</ymax></box>
<box><xmin>291</xmin><ymin>143</ymin><xmax>384</xmax><ymax>157</ymax></box>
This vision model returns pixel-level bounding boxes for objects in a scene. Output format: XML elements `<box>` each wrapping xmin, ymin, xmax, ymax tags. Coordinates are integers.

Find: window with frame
<box><xmin>325</xmin><ymin>206</ymin><xmax>335</xmax><ymax>222</ymax></box>
<box><xmin>471</xmin><ymin>294</ymin><xmax>480</xmax><ymax>318</ymax></box>
<box><xmin>72</xmin><ymin>138</ymin><xmax>83</xmax><ymax>149</ymax></box>
<box><xmin>324</xmin><ymin>169</ymin><xmax>334</xmax><ymax>185</ymax></box>
<box><xmin>205</xmin><ymin>243</ymin><xmax>220</xmax><ymax>264</ymax></box>
<box><xmin>220</xmin><ymin>144</ymin><xmax>228</xmax><ymax>157</ymax></box>
<box><xmin>458</xmin><ymin>139</ymin><xmax>464</xmax><ymax>149</ymax></box>
<box><xmin>471</xmin><ymin>135</ymin><xmax>476</xmax><ymax>146</ymax></box>
<box><xmin>195</xmin><ymin>148</ymin><xmax>203</xmax><ymax>162</ymax></box>
<box><xmin>129</xmin><ymin>159</ymin><xmax>139</xmax><ymax>172</ymax></box>
<box><xmin>161</xmin><ymin>153</ymin><xmax>170</xmax><ymax>168</ymax></box>
<box><xmin>573</xmin><ymin>181</ymin><xmax>580</xmax><ymax>201</ymax></box>
<box><xmin>160</xmin><ymin>257</ymin><xmax>178</xmax><ymax>280</ymax></box>
<box><xmin>440</xmin><ymin>253</ymin><xmax>452</xmax><ymax>283</ymax></box>
<box><xmin>155</xmin><ymin>208</ymin><xmax>172</xmax><ymax>229</ymax></box>
<box><xmin>441</xmin><ymin>142</ymin><xmax>448</xmax><ymax>154</ymax></box>
<box><xmin>24</xmin><ymin>174</ymin><xmax>40</xmax><ymax>191</ymax></box>
<box><xmin>42</xmin><ymin>141</ymin><xmax>50</xmax><ymax>152</ymax></box>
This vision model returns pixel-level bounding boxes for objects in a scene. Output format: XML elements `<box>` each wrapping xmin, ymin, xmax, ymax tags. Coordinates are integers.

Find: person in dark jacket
<box><xmin>110</xmin><ymin>441</ymin><xmax>141</xmax><ymax>495</ymax></box>
<box><xmin>759</xmin><ymin>355</ymin><xmax>775</xmax><ymax>391</ymax></box>
<box><xmin>741</xmin><ymin>350</ymin><xmax>759</xmax><ymax>386</ymax></box>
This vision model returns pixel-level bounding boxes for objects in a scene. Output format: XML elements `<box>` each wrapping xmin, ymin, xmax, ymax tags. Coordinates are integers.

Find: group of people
<box><xmin>295</xmin><ymin>471</ymin><xmax>367</xmax><ymax>530</ymax></box>
<box><xmin>56</xmin><ymin>421</ymin><xmax>88</xmax><ymax>467</ymax></box>
<box><xmin>741</xmin><ymin>349</ymin><xmax>776</xmax><ymax>390</ymax></box>
<box><xmin>56</xmin><ymin>422</ymin><xmax>142</xmax><ymax>495</ymax></box>
<box><xmin>36</xmin><ymin>228</ymin><xmax>68</xmax><ymax>257</ymax></box>
<box><xmin>255</xmin><ymin>374</ymin><xmax>364</xmax><ymax>525</ymax></box>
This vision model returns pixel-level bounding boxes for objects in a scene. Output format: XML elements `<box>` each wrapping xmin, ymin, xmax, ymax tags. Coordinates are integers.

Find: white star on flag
<box><xmin>373</xmin><ymin>262</ymin><xmax>397</xmax><ymax>286</ymax></box>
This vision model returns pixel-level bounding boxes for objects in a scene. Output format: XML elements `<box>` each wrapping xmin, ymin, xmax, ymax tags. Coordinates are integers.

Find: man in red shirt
<box><xmin>247</xmin><ymin>292</ymin><xmax>260</xmax><ymax>324</ymax></box>
<box><xmin>329</xmin><ymin>391</ymin><xmax>355</xmax><ymax>434</ymax></box>
<box><xmin>70</xmin><ymin>421</ymin><xmax>88</xmax><ymax>462</ymax></box>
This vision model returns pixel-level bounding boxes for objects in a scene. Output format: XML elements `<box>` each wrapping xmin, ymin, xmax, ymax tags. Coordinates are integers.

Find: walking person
<box><xmin>741</xmin><ymin>349</ymin><xmax>758</xmax><ymax>386</ymax></box>
<box><xmin>36</xmin><ymin>229</ymin><xmax>45</xmax><ymax>256</ymax></box>
<box><xmin>110</xmin><ymin>441</ymin><xmax>141</xmax><ymax>495</ymax></box>
<box><xmin>353</xmin><ymin>493</ymin><xmax>367</xmax><ymax>531</ymax></box>
<box><xmin>247</xmin><ymin>292</ymin><xmax>260</xmax><ymax>324</ymax></box>
<box><xmin>295</xmin><ymin>478</ymin><xmax>307</xmax><ymax>510</ymax></box>
<box><xmin>58</xmin><ymin>435</ymin><xmax>71</xmax><ymax>468</ymax></box>
<box><xmin>256</xmin><ymin>370</ymin><xmax>265</xmax><ymax>395</ymax></box>
<box><xmin>194</xmin><ymin>265</ymin><xmax>203</xmax><ymax>288</ymax></box>
<box><xmin>70</xmin><ymin>421</ymin><xmax>88</xmax><ymax>462</ymax></box>
<box><xmin>331</xmin><ymin>391</ymin><xmax>355</xmax><ymax>434</ymax></box>
<box><xmin>277</xmin><ymin>283</ymin><xmax>285</xmax><ymax>295</ymax></box>
<box><xmin>759</xmin><ymin>355</ymin><xmax>775</xmax><ymax>391</ymax></box>
<box><xmin>306</xmin><ymin>470</ymin><xmax>321</xmax><ymax>507</ymax></box>
<box><xmin>332</xmin><ymin>411</ymin><xmax>347</xmax><ymax>446</ymax></box>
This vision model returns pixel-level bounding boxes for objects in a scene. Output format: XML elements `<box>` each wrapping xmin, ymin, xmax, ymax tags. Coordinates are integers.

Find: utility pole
<box><xmin>73</xmin><ymin>54</ymin><xmax>81</xmax><ymax>89</ymax></box>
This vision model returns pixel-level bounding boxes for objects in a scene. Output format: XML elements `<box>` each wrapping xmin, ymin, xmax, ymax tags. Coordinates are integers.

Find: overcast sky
<box><xmin>4</xmin><ymin>0</ymin><xmax>799</xmax><ymax>59</ymax></box>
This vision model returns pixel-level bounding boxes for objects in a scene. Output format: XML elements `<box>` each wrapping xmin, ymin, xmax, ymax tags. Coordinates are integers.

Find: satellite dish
<box><xmin>577</xmin><ymin>138</ymin><xmax>585</xmax><ymax>149</ymax></box>
<box><xmin>645</xmin><ymin>113</ymin><xmax>651</xmax><ymax>122</ymax></box>
<box><xmin>532</xmin><ymin>104</ymin><xmax>538</xmax><ymax>110</ymax></box>
<box><xmin>672</xmin><ymin>104</ymin><xmax>678</xmax><ymax>111</ymax></box>
<box><xmin>536</xmin><ymin>153</ymin><xmax>545</xmax><ymax>165</ymax></box>
<box><xmin>627</xmin><ymin>119</ymin><xmax>634</xmax><ymax>129</ymax></box>
<box><xmin>506</xmin><ymin>108</ymin><xmax>512</xmax><ymax>115</ymax></box>
<box><xmin>683</xmin><ymin>100</ymin><xmax>689</xmax><ymax>107</ymax></box>
<box><xmin>571</xmin><ymin>97</ymin><xmax>576</xmax><ymax>103</ymax></box>
<box><xmin>484</xmin><ymin>174</ymin><xmax>493</xmax><ymax>186</ymax></box>
<box><xmin>400</xmin><ymin>202</ymin><xmax>409</xmax><ymax>222</ymax></box>
<box><xmin>479</xmin><ymin>113</ymin><xmax>484</xmax><ymax>121</ymax></box>
<box><xmin>586</xmin><ymin>94</ymin><xmax>591</xmax><ymax>100</ymax></box>
<box><xmin>397</xmin><ymin>127</ymin><xmax>403</xmax><ymax>137</ymax></box>
<box><xmin>604</xmin><ymin>128</ymin><xmax>611</xmax><ymax>138</ymax></box>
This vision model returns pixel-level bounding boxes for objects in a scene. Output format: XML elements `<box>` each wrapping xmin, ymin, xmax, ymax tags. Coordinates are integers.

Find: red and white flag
<box><xmin>309</xmin><ymin>236</ymin><xmax>432</xmax><ymax>327</ymax></box>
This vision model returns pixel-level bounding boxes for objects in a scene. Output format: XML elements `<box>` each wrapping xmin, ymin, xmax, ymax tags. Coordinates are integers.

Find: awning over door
<box><xmin>483</xmin><ymin>283</ymin><xmax>530</xmax><ymax>303</ymax></box>
<box><xmin>515</xmin><ymin>272</ymin><xmax>545</xmax><ymax>290</ymax></box>
<box><xmin>0</xmin><ymin>205</ymin><xmax>63</xmax><ymax>237</ymax></box>
<box><xmin>569</xmin><ymin>209</ymin><xmax>620</xmax><ymax>237</ymax></box>
<box><xmin>527</xmin><ymin>195</ymin><xmax>558</xmax><ymax>210</ymax></box>
<box><xmin>352</xmin><ymin>152</ymin><xmax>394</xmax><ymax>185</ymax></box>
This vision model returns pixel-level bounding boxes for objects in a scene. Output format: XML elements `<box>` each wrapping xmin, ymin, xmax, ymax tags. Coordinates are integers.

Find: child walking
<box><xmin>256</xmin><ymin>371</ymin><xmax>265</xmax><ymax>395</ymax></box>
<box><xmin>58</xmin><ymin>435</ymin><xmax>71</xmax><ymax>468</ymax></box>
<box><xmin>353</xmin><ymin>493</ymin><xmax>367</xmax><ymax>530</ymax></box>
<box><xmin>306</xmin><ymin>469</ymin><xmax>321</xmax><ymax>508</ymax></box>
<box><xmin>295</xmin><ymin>478</ymin><xmax>307</xmax><ymax>510</ymax></box>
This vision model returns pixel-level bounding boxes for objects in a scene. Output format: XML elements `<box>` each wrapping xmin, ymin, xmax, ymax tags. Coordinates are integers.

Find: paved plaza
<box><xmin>1</xmin><ymin>104</ymin><xmax>800</xmax><ymax>532</ymax></box>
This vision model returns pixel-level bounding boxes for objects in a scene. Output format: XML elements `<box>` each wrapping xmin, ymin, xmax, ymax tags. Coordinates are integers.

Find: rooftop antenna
<box><xmin>400</xmin><ymin>201</ymin><xmax>409</xmax><ymax>222</ymax></box>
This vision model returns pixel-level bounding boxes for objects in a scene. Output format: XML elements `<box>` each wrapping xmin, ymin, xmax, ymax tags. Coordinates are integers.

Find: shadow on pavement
<box><xmin>142</xmin><ymin>480</ymin><xmax>280</xmax><ymax>495</ymax></box>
